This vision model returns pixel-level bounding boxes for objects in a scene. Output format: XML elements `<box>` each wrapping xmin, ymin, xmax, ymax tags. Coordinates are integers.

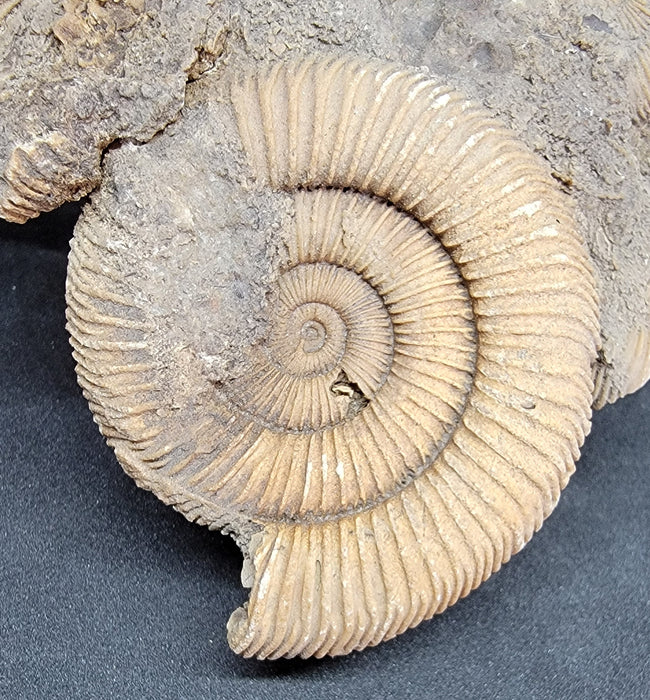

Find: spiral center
<box><xmin>275</xmin><ymin>299</ymin><xmax>348</xmax><ymax>378</ymax></box>
<box><xmin>300</xmin><ymin>320</ymin><xmax>326</xmax><ymax>353</ymax></box>
<box><xmin>225</xmin><ymin>261</ymin><xmax>395</xmax><ymax>432</ymax></box>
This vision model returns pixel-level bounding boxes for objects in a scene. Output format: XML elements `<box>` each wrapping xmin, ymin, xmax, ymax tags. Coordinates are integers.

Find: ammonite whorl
<box><xmin>66</xmin><ymin>56</ymin><xmax>599</xmax><ymax>659</ymax></box>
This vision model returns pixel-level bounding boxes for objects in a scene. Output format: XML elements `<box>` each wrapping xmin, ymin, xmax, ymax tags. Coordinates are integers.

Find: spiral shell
<box><xmin>66</xmin><ymin>56</ymin><xmax>599</xmax><ymax>658</ymax></box>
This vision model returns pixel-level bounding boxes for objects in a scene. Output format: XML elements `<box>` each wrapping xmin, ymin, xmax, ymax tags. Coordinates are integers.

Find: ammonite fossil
<box><xmin>2</xmin><ymin>1</ymin><xmax>648</xmax><ymax>411</ymax></box>
<box><xmin>66</xmin><ymin>56</ymin><xmax>599</xmax><ymax>658</ymax></box>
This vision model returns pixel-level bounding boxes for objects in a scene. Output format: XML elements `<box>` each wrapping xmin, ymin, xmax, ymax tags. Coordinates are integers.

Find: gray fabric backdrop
<box><xmin>1</xmin><ymin>204</ymin><xmax>648</xmax><ymax>699</ymax></box>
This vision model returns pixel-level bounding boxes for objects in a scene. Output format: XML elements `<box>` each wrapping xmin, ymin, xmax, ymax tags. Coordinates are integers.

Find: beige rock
<box><xmin>611</xmin><ymin>0</ymin><xmax>650</xmax><ymax>120</ymax></box>
<box><xmin>1</xmin><ymin>0</ymin><xmax>647</xmax><ymax>404</ymax></box>
<box><xmin>66</xmin><ymin>57</ymin><xmax>599</xmax><ymax>658</ymax></box>
<box><xmin>0</xmin><ymin>0</ymin><xmax>215</xmax><ymax>221</ymax></box>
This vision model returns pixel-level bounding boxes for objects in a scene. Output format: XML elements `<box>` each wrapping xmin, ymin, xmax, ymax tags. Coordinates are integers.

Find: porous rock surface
<box><xmin>1</xmin><ymin>0</ymin><xmax>648</xmax><ymax>403</ymax></box>
<box><xmin>0</xmin><ymin>0</ymin><xmax>226</xmax><ymax>222</ymax></box>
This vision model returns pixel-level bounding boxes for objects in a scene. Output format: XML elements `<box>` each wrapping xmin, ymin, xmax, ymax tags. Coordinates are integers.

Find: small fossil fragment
<box><xmin>614</xmin><ymin>0</ymin><xmax>650</xmax><ymax>119</ymax></box>
<box><xmin>593</xmin><ymin>325</ymin><xmax>650</xmax><ymax>406</ymax></box>
<box><xmin>0</xmin><ymin>132</ymin><xmax>100</xmax><ymax>223</ymax></box>
<box><xmin>66</xmin><ymin>56</ymin><xmax>599</xmax><ymax>658</ymax></box>
<box><xmin>0</xmin><ymin>0</ymin><xmax>216</xmax><ymax>222</ymax></box>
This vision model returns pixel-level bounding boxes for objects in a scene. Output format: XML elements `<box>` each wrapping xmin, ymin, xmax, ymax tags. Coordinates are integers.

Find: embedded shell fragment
<box><xmin>593</xmin><ymin>325</ymin><xmax>650</xmax><ymax>407</ymax></box>
<box><xmin>0</xmin><ymin>0</ymin><xmax>391</xmax><ymax>223</ymax></box>
<box><xmin>0</xmin><ymin>0</ymin><xmax>21</xmax><ymax>23</ymax></box>
<box><xmin>0</xmin><ymin>0</ymin><xmax>218</xmax><ymax>222</ymax></box>
<box><xmin>66</xmin><ymin>57</ymin><xmax>599</xmax><ymax>658</ymax></box>
<box><xmin>613</xmin><ymin>0</ymin><xmax>650</xmax><ymax>120</ymax></box>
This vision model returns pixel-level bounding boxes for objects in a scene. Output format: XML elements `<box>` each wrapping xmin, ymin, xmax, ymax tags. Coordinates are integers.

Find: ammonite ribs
<box><xmin>66</xmin><ymin>57</ymin><xmax>600</xmax><ymax>659</ymax></box>
<box><xmin>0</xmin><ymin>132</ymin><xmax>100</xmax><ymax>223</ymax></box>
<box><xmin>594</xmin><ymin>326</ymin><xmax>650</xmax><ymax>407</ymax></box>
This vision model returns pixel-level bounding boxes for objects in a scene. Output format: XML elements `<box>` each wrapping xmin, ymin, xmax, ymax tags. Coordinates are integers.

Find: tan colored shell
<box><xmin>593</xmin><ymin>325</ymin><xmax>650</xmax><ymax>407</ymax></box>
<box><xmin>66</xmin><ymin>56</ymin><xmax>599</xmax><ymax>658</ymax></box>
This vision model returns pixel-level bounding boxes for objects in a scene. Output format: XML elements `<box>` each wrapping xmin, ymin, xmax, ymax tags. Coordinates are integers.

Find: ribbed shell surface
<box><xmin>66</xmin><ymin>57</ymin><xmax>600</xmax><ymax>659</ymax></box>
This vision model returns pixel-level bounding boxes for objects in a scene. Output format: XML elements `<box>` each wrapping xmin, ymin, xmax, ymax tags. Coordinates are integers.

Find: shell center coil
<box><xmin>206</xmin><ymin>189</ymin><xmax>478</xmax><ymax>519</ymax></box>
<box><xmin>226</xmin><ymin>260</ymin><xmax>396</xmax><ymax>432</ymax></box>
<box><xmin>299</xmin><ymin>319</ymin><xmax>327</xmax><ymax>353</ymax></box>
<box><xmin>274</xmin><ymin>299</ymin><xmax>347</xmax><ymax>375</ymax></box>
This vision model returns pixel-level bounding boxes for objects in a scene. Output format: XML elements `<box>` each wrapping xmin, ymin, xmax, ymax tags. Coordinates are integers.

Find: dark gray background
<box><xmin>1</xmin><ymin>205</ymin><xmax>648</xmax><ymax>699</ymax></box>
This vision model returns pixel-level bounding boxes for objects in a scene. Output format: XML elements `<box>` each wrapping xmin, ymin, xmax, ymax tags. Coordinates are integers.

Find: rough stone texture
<box><xmin>67</xmin><ymin>57</ymin><xmax>599</xmax><ymax>658</ymax></box>
<box><xmin>0</xmin><ymin>0</ymin><xmax>396</xmax><ymax>222</ymax></box>
<box><xmin>0</xmin><ymin>0</ymin><xmax>216</xmax><ymax>221</ymax></box>
<box><xmin>1</xmin><ymin>0</ymin><xmax>648</xmax><ymax>403</ymax></box>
